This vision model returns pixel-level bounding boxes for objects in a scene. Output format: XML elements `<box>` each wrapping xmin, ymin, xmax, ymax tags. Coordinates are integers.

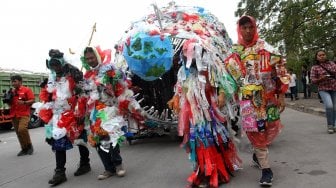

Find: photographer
<box><xmin>9</xmin><ymin>74</ymin><xmax>35</xmax><ymax>156</ymax></box>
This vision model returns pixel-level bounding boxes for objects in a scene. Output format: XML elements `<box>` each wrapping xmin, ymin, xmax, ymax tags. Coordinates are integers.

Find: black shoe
<box><xmin>48</xmin><ymin>168</ymin><xmax>67</xmax><ymax>186</ymax></box>
<box><xmin>17</xmin><ymin>150</ymin><xmax>27</xmax><ymax>156</ymax></box>
<box><xmin>26</xmin><ymin>145</ymin><xmax>34</xmax><ymax>155</ymax></box>
<box><xmin>252</xmin><ymin>153</ymin><xmax>261</xmax><ymax>169</ymax></box>
<box><xmin>74</xmin><ymin>163</ymin><xmax>91</xmax><ymax>176</ymax></box>
<box><xmin>259</xmin><ymin>168</ymin><xmax>273</xmax><ymax>187</ymax></box>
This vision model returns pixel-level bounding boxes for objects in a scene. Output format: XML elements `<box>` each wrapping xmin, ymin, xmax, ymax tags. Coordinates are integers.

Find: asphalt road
<box><xmin>0</xmin><ymin>108</ymin><xmax>335</xmax><ymax>188</ymax></box>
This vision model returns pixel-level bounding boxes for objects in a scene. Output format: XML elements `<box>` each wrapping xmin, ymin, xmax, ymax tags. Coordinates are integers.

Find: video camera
<box><xmin>2</xmin><ymin>89</ymin><xmax>13</xmax><ymax>104</ymax></box>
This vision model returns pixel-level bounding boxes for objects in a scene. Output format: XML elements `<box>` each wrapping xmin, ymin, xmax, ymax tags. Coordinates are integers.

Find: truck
<box><xmin>0</xmin><ymin>69</ymin><xmax>48</xmax><ymax>130</ymax></box>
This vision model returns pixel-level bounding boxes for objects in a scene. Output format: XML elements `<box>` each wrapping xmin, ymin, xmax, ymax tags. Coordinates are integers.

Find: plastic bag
<box><xmin>240</xmin><ymin>100</ymin><xmax>258</xmax><ymax>132</ymax></box>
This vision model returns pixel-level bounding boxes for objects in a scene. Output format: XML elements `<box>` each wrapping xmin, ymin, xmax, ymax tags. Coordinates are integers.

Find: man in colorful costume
<box><xmin>225</xmin><ymin>15</ymin><xmax>289</xmax><ymax>186</ymax></box>
<box><xmin>37</xmin><ymin>49</ymin><xmax>90</xmax><ymax>186</ymax></box>
<box><xmin>81</xmin><ymin>46</ymin><xmax>144</xmax><ymax>180</ymax></box>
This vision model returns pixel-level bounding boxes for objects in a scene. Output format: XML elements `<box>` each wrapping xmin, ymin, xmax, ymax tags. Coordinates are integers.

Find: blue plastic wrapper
<box><xmin>52</xmin><ymin>136</ymin><xmax>73</xmax><ymax>151</ymax></box>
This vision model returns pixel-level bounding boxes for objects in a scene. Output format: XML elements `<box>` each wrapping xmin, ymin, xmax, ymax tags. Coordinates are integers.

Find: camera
<box><xmin>2</xmin><ymin>89</ymin><xmax>13</xmax><ymax>104</ymax></box>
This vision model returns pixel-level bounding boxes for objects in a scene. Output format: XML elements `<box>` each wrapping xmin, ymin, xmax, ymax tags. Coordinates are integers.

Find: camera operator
<box><xmin>9</xmin><ymin>74</ymin><xmax>35</xmax><ymax>156</ymax></box>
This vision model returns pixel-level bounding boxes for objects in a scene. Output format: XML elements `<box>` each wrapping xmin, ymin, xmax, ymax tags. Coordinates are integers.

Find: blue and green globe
<box><xmin>123</xmin><ymin>32</ymin><xmax>173</xmax><ymax>81</ymax></box>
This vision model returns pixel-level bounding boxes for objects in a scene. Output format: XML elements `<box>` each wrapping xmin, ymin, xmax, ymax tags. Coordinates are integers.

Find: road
<box><xmin>0</xmin><ymin>108</ymin><xmax>335</xmax><ymax>188</ymax></box>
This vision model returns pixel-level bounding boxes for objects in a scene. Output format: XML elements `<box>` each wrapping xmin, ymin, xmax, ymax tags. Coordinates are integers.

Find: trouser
<box><xmin>255</xmin><ymin>147</ymin><xmax>270</xmax><ymax>169</ymax></box>
<box><xmin>319</xmin><ymin>90</ymin><xmax>336</xmax><ymax>127</ymax></box>
<box><xmin>97</xmin><ymin>144</ymin><xmax>122</xmax><ymax>173</ymax></box>
<box><xmin>55</xmin><ymin>145</ymin><xmax>90</xmax><ymax>170</ymax></box>
<box><xmin>302</xmin><ymin>83</ymin><xmax>311</xmax><ymax>98</ymax></box>
<box><xmin>12</xmin><ymin>116</ymin><xmax>32</xmax><ymax>150</ymax></box>
<box><xmin>246</xmin><ymin>120</ymin><xmax>283</xmax><ymax>169</ymax></box>
<box><xmin>290</xmin><ymin>86</ymin><xmax>298</xmax><ymax>100</ymax></box>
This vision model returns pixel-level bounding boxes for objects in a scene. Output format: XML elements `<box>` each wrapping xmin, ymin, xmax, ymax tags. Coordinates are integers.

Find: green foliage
<box><xmin>236</xmin><ymin>0</ymin><xmax>336</xmax><ymax>74</ymax></box>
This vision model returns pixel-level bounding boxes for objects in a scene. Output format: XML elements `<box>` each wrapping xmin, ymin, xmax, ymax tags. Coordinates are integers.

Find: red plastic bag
<box><xmin>38</xmin><ymin>108</ymin><xmax>53</xmax><ymax>123</ymax></box>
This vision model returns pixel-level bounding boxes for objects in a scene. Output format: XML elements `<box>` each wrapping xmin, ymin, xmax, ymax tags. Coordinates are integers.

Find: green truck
<box><xmin>0</xmin><ymin>70</ymin><xmax>48</xmax><ymax>129</ymax></box>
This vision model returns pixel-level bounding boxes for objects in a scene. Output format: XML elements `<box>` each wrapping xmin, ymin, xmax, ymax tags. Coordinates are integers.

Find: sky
<box><xmin>0</xmin><ymin>0</ymin><xmax>239</xmax><ymax>73</ymax></box>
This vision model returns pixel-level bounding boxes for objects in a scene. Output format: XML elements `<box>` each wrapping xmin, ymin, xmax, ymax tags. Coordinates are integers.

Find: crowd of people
<box><xmin>2</xmin><ymin>12</ymin><xmax>335</xmax><ymax>188</ymax></box>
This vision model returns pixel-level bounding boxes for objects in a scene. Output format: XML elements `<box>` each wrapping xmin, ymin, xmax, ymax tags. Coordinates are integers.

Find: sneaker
<box><xmin>26</xmin><ymin>145</ymin><xmax>34</xmax><ymax>155</ymax></box>
<box><xmin>327</xmin><ymin>126</ymin><xmax>334</xmax><ymax>134</ymax></box>
<box><xmin>74</xmin><ymin>164</ymin><xmax>91</xmax><ymax>176</ymax></box>
<box><xmin>259</xmin><ymin>168</ymin><xmax>273</xmax><ymax>187</ymax></box>
<box><xmin>17</xmin><ymin>150</ymin><xmax>27</xmax><ymax>156</ymax></box>
<box><xmin>252</xmin><ymin>153</ymin><xmax>261</xmax><ymax>169</ymax></box>
<box><xmin>197</xmin><ymin>181</ymin><xmax>209</xmax><ymax>188</ymax></box>
<box><xmin>328</xmin><ymin>128</ymin><xmax>334</xmax><ymax>134</ymax></box>
<box><xmin>116</xmin><ymin>164</ymin><xmax>126</xmax><ymax>177</ymax></box>
<box><xmin>97</xmin><ymin>171</ymin><xmax>115</xmax><ymax>180</ymax></box>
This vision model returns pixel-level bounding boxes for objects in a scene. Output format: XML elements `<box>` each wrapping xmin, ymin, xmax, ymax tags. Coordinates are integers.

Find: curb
<box><xmin>286</xmin><ymin>102</ymin><xmax>325</xmax><ymax>117</ymax></box>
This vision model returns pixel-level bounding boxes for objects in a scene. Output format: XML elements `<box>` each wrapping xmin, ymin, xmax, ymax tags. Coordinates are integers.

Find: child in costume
<box><xmin>81</xmin><ymin>46</ymin><xmax>145</xmax><ymax>180</ymax></box>
<box><xmin>37</xmin><ymin>49</ymin><xmax>90</xmax><ymax>186</ymax></box>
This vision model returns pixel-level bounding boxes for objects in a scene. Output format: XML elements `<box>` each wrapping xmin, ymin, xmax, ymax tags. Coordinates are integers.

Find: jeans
<box><xmin>302</xmin><ymin>83</ymin><xmax>311</xmax><ymax>98</ymax></box>
<box><xmin>319</xmin><ymin>90</ymin><xmax>336</xmax><ymax>127</ymax></box>
<box><xmin>55</xmin><ymin>145</ymin><xmax>90</xmax><ymax>170</ymax></box>
<box><xmin>290</xmin><ymin>86</ymin><xmax>298</xmax><ymax>100</ymax></box>
<box><xmin>97</xmin><ymin>144</ymin><xmax>122</xmax><ymax>173</ymax></box>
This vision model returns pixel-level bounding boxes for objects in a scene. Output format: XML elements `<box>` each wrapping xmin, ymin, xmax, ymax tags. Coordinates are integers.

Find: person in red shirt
<box><xmin>9</xmin><ymin>74</ymin><xmax>35</xmax><ymax>156</ymax></box>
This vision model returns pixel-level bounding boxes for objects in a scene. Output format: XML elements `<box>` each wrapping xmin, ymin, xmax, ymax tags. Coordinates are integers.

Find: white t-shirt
<box><xmin>289</xmin><ymin>73</ymin><xmax>297</xmax><ymax>87</ymax></box>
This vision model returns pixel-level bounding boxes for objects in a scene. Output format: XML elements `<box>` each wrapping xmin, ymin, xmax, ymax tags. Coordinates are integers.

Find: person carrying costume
<box><xmin>37</xmin><ymin>49</ymin><xmax>91</xmax><ymax>186</ymax></box>
<box><xmin>226</xmin><ymin>15</ymin><xmax>289</xmax><ymax>186</ymax></box>
<box><xmin>81</xmin><ymin>46</ymin><xmax>144</xmax><ymax>180</ymax></box>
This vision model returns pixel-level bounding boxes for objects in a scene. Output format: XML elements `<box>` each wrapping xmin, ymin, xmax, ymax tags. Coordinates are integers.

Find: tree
<box><xmin>235</xmin><ymin>0</ymin><xmax>336</xmax><ymax>74</ymax></box>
